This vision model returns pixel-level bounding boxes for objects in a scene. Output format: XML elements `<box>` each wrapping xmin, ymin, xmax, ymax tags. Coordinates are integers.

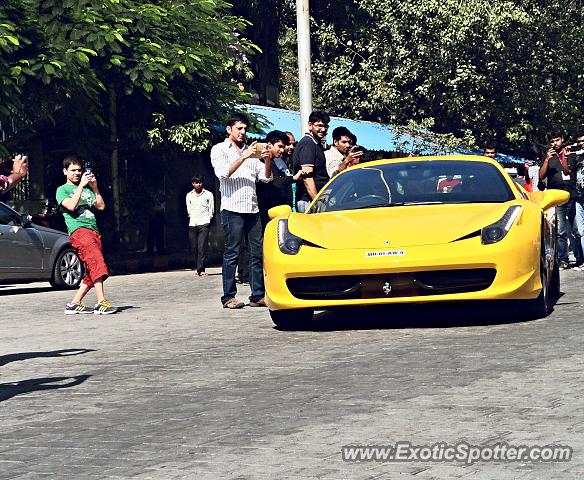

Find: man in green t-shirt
<box><xmin>56</xmin><ymin>155</ymin><xmax>117</xmax><ymax>315</ymax></box>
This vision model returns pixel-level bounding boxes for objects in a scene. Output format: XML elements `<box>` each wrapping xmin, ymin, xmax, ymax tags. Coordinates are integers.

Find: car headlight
<box><xmin>278</xmin><ymin>219</ymin><xmax>303</xmax><ymax>255</ymax></box>
<box><xmin>481</xmin><ymin>205</ymin><xmax>522</xmax><ymax>244</ymax></box>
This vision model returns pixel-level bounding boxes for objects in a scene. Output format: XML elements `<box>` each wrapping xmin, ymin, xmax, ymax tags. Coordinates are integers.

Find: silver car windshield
<box><xmin>309</xmin><ymin>160</ymin><xmax>516</xmax><ymax>213</ymax></box>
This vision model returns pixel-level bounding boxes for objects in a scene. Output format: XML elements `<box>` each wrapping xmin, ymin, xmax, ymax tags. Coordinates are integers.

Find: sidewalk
<box><xmin>104</xmin><ymin>251</ymin><xmax>218</xmax><ymax>275</ymax></box>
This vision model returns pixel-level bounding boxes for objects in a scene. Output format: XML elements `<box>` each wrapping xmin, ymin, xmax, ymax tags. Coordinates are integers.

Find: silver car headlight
<box><xmin>481</xmin><ymin>205</ymin><xmax>522</xmax><ymax>244</ymax></box>
<box><xmin>278</xmin><ymin>219</ymin><xmax>303</xmax><ymax>255</ymax></box>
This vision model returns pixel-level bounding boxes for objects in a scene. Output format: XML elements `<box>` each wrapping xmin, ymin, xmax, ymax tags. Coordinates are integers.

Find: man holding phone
<box><xmin>539</xmin><ymin>130</ymin><xmax>583</xmax><ymax>269</ymax></box>
<box><xmin>257</xmin><ymin>130</ymin><xmax>308</xmax><ymax>228</ymax></box>
<box><xmin>325</xmin><ymin>126</ymin><xmax>363</xmax><ymax>177</ymax></box>
<box><xmin>569</xmin><ymin>132</ymin><xmax>584</xmax><ymax>271</ymax></box>
<box><xmin>0</xmin><ymin>154</ymin><xmax>28</xmax><ymax>195</ymax></box>
<box><xmin>210</xmin><ymin>113</ymin><xmax>273</xmax><ymax>309</ymax></box>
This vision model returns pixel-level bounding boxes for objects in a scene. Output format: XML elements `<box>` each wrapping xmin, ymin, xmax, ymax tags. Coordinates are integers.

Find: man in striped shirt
<box><xmin>210</xmin><ymin>113</ymin><xmax>273</xmax><ymax>309</ymax></box>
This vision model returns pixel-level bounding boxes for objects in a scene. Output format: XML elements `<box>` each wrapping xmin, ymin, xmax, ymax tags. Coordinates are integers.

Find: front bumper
<box><xmin>264</xmin><ymin>235</ymin><xmax>541</xmax><ymax>311</ymax></box>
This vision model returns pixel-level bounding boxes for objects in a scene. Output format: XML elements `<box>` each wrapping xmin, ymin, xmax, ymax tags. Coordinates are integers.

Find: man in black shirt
<box><xmin>292</xmin><ymin>110</ymin><xmax>330</xmax><ymax>212</ymax></box>
<box><xmin>540</xmin><ymin>130</ymin><xmax>583</xmax><ymax>269</ymax></box>
<box><xmin>569</xmin><ymin>132</ymin><xmax>584</xmax><ymax>271</ymax></box>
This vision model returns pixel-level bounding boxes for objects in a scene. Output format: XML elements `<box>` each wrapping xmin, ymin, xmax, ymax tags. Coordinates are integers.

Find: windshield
<box><xmin>309</xmin><ymin>160</ymin><xmax>516</xmax><ymax>213</ymax></box>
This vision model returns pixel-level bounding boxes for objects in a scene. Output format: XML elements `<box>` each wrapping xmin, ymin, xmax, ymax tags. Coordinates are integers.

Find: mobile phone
<box><xmin>85</xmin><ymin>167</ymin><xmax>92</xmax><ymax>174</ymax></box>
<box><xmin>250</xmin><ymin>143</ymin><xmax>267</xmax><ymax>158</ymax></box>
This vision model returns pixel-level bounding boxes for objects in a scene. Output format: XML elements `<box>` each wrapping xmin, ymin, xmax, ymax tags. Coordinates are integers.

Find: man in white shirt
<box><xmin>186</xmin><ymin>175</ymin><xmax>214</xmax><ymax>276</ymax></box>
<box><xmin>325</xmin><ymin>126</ymin><xmax>362</xmax><ymax>178</ymax></box>
<box><xmin>210</xmin><ymin>113</ymin><xmax>273</xmax><ymax>309</ymax></box>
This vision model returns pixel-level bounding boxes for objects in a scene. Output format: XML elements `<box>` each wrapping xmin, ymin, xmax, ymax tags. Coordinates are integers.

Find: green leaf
<box><xmin>5</xmin><ymin>35</ymin><xmax>19</xmax><ymax>46</ymax></box>
<box><xmin>76</xmin><ymin>51</ymin><xmax>90</xmax><ymax>63</ymax></box>
<box><xmin>79</xmin><ymin>47</ymin><xmax>98</xmax><ymax>56</ymax></box>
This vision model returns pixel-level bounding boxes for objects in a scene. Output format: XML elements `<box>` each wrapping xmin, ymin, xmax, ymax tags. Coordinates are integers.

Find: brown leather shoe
<box><xmin>223</xmin><ymin>298</ymin><xmax>245</xmax><ymax>309</ymax></box>
<box><xmin>249</xmin><ymin>297</ymin><xmax>267</xmax><ymax>307</ymax></box>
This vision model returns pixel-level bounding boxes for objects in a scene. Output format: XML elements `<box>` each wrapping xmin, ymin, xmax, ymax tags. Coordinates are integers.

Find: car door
<box><xmin>0</xmin><ymin>203</ymin><xmax>44</xmax><ymax>274</ymax></box>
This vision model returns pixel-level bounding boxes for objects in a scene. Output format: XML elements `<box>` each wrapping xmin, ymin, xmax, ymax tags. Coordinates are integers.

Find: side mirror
<box><xmin>21</xmin><ymin>214</ymin><xmax>33</xmax><ymax>228</ymax></box>
<box><xmin>539</xmin><ymin>189</ymin><xmax>570</xmax><ymax>211</ymax></box>
<box><xmin>268</xmin><ymin>204</ymin><xmax>292</xmax><ymax>220</ymax></box>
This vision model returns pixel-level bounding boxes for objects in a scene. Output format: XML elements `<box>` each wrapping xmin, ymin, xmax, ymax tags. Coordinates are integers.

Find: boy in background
<box><xmin>56</xmin><ymin>155</ymin><xmax>117</xmax><ymax>315</ymax></box>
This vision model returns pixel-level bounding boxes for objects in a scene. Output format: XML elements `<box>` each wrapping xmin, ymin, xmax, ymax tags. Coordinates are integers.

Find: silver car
<box><xmin>0</xmin><ymin>201</ymin><xmax>83</xmax><ymax>289</ymax></box>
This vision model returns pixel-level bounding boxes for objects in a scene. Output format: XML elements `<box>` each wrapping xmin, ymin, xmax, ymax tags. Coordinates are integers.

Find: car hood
<box><xmin>287</xmin><ymin>203</ymin><xmax>518</xmax><ymax>249</ymax></box>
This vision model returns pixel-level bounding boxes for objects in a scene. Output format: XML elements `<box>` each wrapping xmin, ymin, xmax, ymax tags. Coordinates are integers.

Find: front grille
<box><xmin>286</xmin><ymin>269</ymin><xmax>496</xmax><ymax>300</ymax></box>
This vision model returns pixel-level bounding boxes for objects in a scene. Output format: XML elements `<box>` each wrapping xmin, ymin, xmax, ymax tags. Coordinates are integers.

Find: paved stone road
<box><xmin>1</xmin><ymin>268</ymin><xmax>583</xmax><ymax>479</ymax></box>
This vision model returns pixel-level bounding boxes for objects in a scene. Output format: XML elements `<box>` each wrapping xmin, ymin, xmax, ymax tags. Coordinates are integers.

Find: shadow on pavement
<box><xmin>0</xmin><ymin>285</ymin><xmax>54</xmax><ymax>295</ymax></box>
<box><xmin>187</xmin><ymin>271</ymin><xmax>222</xmax><ymax>277</ymax></box>
<box><xmin>116</xmin><ymin>305</ymin><xmax>138</xmax><ymax>312</ymax></box>
<box><xmin>0</xmin><ymin>375</ymin><xmax>91</xmax><ymax>402</ymax></box>
<box><xmin>0</xmin><ymin>348</ymin><xmax>95</xmax><ymax>367</ymax></box>
<box><xmin>275</xmin><ymin>300</ymin><xmax>554</xmax><ymax>332</ymax></box>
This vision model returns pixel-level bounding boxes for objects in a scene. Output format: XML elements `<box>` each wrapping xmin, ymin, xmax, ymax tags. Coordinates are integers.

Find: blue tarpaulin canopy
<box><xmin>244</xmin><ymin>105</ymin><xmax>419</xmax><ymax>152</ymax></box>
<box><xmin>243</xmin><ymin>105</ymin><xmax>528</xmax><ymax>164</ymax></box>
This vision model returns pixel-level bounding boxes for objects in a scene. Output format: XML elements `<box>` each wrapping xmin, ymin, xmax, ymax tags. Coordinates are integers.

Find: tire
<box><xmin>549</xmin><ymin>253</ymin><xmax>560</xmax><ymax>300</ymax></box>
<box><xmin>50</xmin><ymin>248</ymin><xmax>84</xmax><ymax>289</ymax></box>
<box><xmin>524</xmin><ymin>242</ymin><xmax>554</xmax><ymax>319</ymax></box>
<box><xmin>269</xmin><ymin>308</ymin><xmax>314</xmax><ymax>330</ymax></box>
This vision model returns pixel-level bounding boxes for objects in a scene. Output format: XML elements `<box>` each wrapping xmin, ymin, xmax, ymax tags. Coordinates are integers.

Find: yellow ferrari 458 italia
<box><xmin>263</xmin><ymin>155</ymin><xmax>569</xmax><ymax>329</ymax></box>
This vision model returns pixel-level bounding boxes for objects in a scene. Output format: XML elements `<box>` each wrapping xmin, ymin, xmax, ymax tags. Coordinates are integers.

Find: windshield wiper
<box><xmin>402</xmin><ymin>201</ymin><xmax>445</xmax><ymax>205</ymax></box>
<box><xmin>353</xmin><ymin>202</ymin><xmax>402</xmax><ymax>210</ymax></box>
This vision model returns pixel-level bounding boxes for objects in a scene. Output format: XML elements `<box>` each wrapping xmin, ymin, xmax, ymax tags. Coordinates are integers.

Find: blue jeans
<box><xmin>220</xmin><ymin>210</ymin><xmax>264</xmax><ymax>304</ymax></box>
<box><xmin>575</xmin><ymin>199</ymin><xmax>584</xmax><ymax>260</ymax></box>
<box><xmin>557</xmin><ymin>199</ymin><xmax>583</xmax><ymax>264</ymax></box>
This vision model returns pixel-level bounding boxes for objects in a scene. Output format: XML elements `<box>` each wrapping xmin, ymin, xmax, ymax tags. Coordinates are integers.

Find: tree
<box><xmin>277</xmin><ymin>0</ymin><xmax>584</xmax><ymax>154</ymax></box>
<box><xmin>1</xmin><ymin>0</ymin><xmax>256</xmax><ymax>235</ymax></box>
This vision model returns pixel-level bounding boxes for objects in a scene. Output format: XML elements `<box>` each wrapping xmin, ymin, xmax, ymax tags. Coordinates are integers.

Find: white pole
<box><xmin>296</xmin><ymin>0</ymin><xmax>312</xmax><ymax>133</ymax></box>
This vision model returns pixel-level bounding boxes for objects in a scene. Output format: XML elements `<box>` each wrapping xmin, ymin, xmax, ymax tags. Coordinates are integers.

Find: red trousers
<box><xmin>69</xmin><ymin>228</ymin><xmax>109</xmax><ymax>287</ymax></box>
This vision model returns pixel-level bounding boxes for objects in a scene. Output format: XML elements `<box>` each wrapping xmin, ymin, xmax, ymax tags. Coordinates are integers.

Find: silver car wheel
<box><xmin>59</xmin><ymin>251</ymin><xmax>83</xmax><ymax>286</ymax></box>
